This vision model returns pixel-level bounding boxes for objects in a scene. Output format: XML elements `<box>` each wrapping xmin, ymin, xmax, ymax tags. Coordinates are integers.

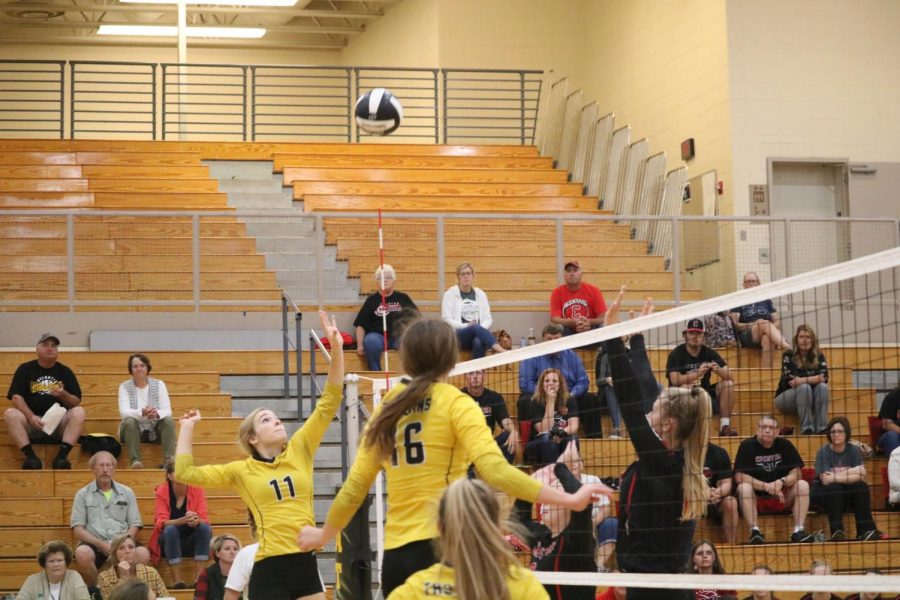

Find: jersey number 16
<box><xmin>391</xmin><ymin>422</ymin><xmax>425</xmax><ymax>466</ymax></box>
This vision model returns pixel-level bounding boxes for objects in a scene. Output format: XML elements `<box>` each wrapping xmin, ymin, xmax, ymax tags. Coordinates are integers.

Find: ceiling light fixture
<box><xmin>97</xmin><ymin>24</ymin><xmax>266</xmax><ymax>37</ymax></box>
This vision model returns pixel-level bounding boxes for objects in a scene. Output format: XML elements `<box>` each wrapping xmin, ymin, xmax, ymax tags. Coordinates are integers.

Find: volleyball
<box><xmin>355</xmin><ymin>88</ymin><xmax>403</xmax><ymax>135</ymax></box>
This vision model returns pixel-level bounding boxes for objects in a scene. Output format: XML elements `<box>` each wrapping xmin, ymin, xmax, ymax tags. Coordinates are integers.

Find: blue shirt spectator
<box><xmin>518</xmin><ymin>324</ymin><xmax>589</xmax><ymax>399</ymax></box>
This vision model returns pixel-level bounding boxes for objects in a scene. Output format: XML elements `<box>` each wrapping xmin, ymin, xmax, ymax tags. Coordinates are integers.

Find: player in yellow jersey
<box><xmin>298</xmin><ymin>317</ymin><xmax>610</xmax><ymax>595</ymax></box>
<box><xmin>175</xmin><ymin>311</ymin><xmax>343</xmax><ymax>600</ymax></box>
<box><xmin>387</xmin><ymin>477</ymin><xmax>549</xmax><ymax>600</ymax></box>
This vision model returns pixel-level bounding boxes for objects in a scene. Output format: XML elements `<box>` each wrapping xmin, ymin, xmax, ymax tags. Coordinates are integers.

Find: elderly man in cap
<box><xmin>666</xmin><ymin>318</ymin><xmax>736</xmax><ymax>436</ymax></box>
<box><xmin>4</xmin><ymin>333</ymin><xmax>85</xmax><ymax>469</ymax></box>
<box><xmin>549</xmin><ymin>259</ymin><xmax>607</xmax><ymax>336</ymax></box>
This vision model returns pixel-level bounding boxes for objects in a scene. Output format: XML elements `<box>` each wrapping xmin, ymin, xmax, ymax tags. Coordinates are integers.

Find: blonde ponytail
<box><xmin>664</xmin><ymin>387</ymin><xmax>711</xmax><ymax>521</ymax></box>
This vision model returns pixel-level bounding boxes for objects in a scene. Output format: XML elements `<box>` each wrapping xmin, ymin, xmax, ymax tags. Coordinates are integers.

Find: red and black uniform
<box><xmin>512</xmin><ymin>463</ymin><xmax>596</xmax><ymax>600</ymax></box>
<box><xmin>608</xmin><ymin>334</ymin><xmax>693</xmax><ymax>600</ymax></box>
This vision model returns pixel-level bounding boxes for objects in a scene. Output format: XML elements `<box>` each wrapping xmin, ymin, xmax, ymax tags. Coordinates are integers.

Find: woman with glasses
<box><xmin>353</xmin><ymin>264</ymin><xmax>418</xmax><ymax>371</ymax></box>
<box><xmin>441</xmin><ymin>262</ymin><xmax>507</xmax><ymax>359</ymax></box>
<box><xmin>729</xmin><ymin>272</ymin><xmax>790</xmax><ymax>368</ymax></box>
<box><xmin>811</xmin><ymin>416</ymin><xmax>882</xmax><ymax>541</ymax></box>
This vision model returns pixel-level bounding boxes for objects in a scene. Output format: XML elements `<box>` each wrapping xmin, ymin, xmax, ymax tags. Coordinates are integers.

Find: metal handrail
<box><xmin>0</xmin><ymin>60</ymin><xmax>544</xmax><ymax>144</ymax></box>
<box><xmin>280</xmin><ymin>290</ymin><xmax>303</xmax><ymax>419</ymax></box>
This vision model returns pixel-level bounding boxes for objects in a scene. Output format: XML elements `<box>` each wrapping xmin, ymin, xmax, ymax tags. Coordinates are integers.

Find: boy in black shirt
<box><xmin>704</xmin><ymin>441</ymin><xmax>739</xmax><ymax>543</ymax></box>
<box><xmin>461</xmin><ymin>369</ymin><xmax>518</xmax><ymax>463</ymax></box>
<box><xmin>666</xmin><ymin>318</ymin><xmax>736</xmax><ymax>436</ymax></box>
<box><xmin>734</xmin><ymin>414</ymin><xmax>813</xmax><ymax>544</ymax></box>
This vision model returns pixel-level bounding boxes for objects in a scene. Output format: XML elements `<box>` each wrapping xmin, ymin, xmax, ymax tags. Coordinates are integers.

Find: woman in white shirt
<box><xmin>118</xmin><ymin>353</ymin><xmax>175</xmax><ymax>469</ymax></box>
<box><xmin>441</xmin><ymin>262</ymin><xmax>506</xmax><ymax>359</ymax></box>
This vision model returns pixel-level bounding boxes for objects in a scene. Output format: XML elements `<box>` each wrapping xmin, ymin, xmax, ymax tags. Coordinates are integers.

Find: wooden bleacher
<box><xmin>0</xmin><ymin>345</ymin><xmax>897</xmax><ymax>596</ymax></box>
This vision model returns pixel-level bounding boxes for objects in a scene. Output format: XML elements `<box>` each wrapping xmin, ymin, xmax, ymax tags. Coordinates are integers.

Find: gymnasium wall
<box><xmin>727</xmin><ymin>0</ymin><xmax>900</xmax><ymax>216</ymax></box>
<box><xmin>576</xmin><ymin>0</ymin><xmax>735</xmax><ymax>297</ymax></box>
<box><xmin>340</xmin><ymin>0</ymin><xmax>440</xmax><ymax>67</ymax></box>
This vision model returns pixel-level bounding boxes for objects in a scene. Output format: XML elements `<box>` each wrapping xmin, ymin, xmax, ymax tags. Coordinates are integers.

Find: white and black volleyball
<box><xmin>355</xmin><ymin>88</ymin><xmax>403</xmax><ymax>135</ymax></box>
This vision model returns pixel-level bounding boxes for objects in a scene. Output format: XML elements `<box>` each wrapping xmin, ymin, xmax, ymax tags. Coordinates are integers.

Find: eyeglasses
<box><xmin>758</xmin><ymin>424</ymin><xmax>777</xmax><ymax>430</ymax></box>
<box><xmin>743</xmin><ymin>279</ymin><xmax>760</xmax><ymax>285</ymax></box>
<box><xmin>830</xmin><ymin>428</ymin><xmax>846</xmax><ymax>434</ymax></box>
<box><xmin>458</xmin><ymin>271</ymin><xmax>474</xmax><ymax>277</ymax></box>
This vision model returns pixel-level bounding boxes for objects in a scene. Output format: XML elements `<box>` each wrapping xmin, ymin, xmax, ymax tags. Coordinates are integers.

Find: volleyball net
<box><xmin>356</xmin><ymin>247</ymin><xmax>900</xmax><ymax>597</ymax></box>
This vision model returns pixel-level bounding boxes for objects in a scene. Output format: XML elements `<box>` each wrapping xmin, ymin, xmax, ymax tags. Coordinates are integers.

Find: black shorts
<box><xmin>381</xmin><ymin>539</ymin><xmax>437</xmax><ymax>596</ymax></box>
<box><xmin>248</xmin><ymin>552</ymin><xmax>324</xmax><ymax>600</ymax></box>
<box><xmin>706</xmin><ymin>501</ymin><xmax>724</xmax><ymax>525</ymax></box>
<box><xmin>76</xmin><ymin>542</ymin><xmax>109</xmax><ymax>570</ymax></box>
<box><xmin>738</xmin><ymin>329</ymin><xmax>760</xmax><ymax>348</ymax></box>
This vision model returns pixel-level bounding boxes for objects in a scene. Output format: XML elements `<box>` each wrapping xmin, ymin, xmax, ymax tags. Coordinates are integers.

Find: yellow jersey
<box><xmin>386</xmin><ymin>562</ymin><xmax>549</xmax><ymax>599</ymax></box>
<box><xmin>326</xmin><ymin>381</ymin><xmax>542</xmax><ymax>549</ymax></box>
<box><xmin>175</xmin><ymin>381</ymin><xmax>342</xmax><ymax>561</ymax></box>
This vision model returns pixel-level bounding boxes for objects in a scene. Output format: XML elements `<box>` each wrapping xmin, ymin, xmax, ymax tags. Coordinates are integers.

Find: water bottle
<box><xmin>527</xmin><ymin>327</ymin><xmax>536</xmax><ymax>345</ymax></box>
<box><xmin>520</xmin><ymin>336</ymin><xmax>527</xmax><ymax>349</ymax></box>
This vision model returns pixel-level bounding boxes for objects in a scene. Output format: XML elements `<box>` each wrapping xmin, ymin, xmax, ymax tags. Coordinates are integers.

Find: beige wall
<box><xmin>340</xmin><ymin>0</ymin><xmax>440</xmax><ymax>67</ymax></box>
<box><xmin>578</xmin><ymin>0</ymin><xmax>734</xmax><ymax>297</ymax></box>
<box><xmin>727</xmin><ymin>0</ymin><xmax>900</xmax><ymax>216</ymax></box>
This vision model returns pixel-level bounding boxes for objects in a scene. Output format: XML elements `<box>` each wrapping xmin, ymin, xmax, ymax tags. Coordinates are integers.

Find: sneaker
<box><xmin>791</xmin><ymin>529</ymin><xmax>815</xmax><ymax>543</ymax></box>
<box><xmin>858</xmin><ymin>529</ymin><xmax>883</xmax><ymax>541</ymax></box>
<box><xmin>22</xmin><ymin>457</ymin><xmax>42</xmax><ymax>470</ymax></box>
<box><xmin>720</xmin><ymin>425</ymin><xmax>739</xmax><ymax>437</ymax></box>
<box><xmin>51</xmin><ymin>457</ymin><xmax>71</xmax><ymax>470</ymax></box>
<box><xmin>748</xmin><ymin>528</ymin><xmax>765</xmax><ymax>545</ymax></box>
<box><xmin>608</xmin><ymin>429</ymin><xmax>623</xmax><ymax>440</ymax></box>
<box><xmin>829</xmin><ymin>529</ymin><xmax>846</xmax><ymax>542</ymax></box>
<box><xmin>130</xmin><ymin>461</ymin><xmax>144</xmax><ymax>469</ymax></box>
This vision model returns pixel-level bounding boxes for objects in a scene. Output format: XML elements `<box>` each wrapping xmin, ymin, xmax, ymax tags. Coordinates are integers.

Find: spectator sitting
<box><xmin>16</xmin><ymin>540</ymin><xmax>90</xmax><ymax>600</ymax></box>
<box><xmin>811</xmin><ymin>416</ymin><xmax>882</xmax><ymax>541</ymax></box>
<box><xmin>4</xmin><ymin>333</ymin><xmax>85</xmax><ymax>470</ymax></box>
<box><xmin>441</xmin><ymin>262</ymin><xmax>507</xmax><ymax>359</ymax></box>
<box><xmin>689</xmin><ymin>539</ymin><xmax>736</xmax><ymax>600</ymax></box>
<box><xmin>666</xmin><ymin>318</ymin><xmax>736</xmax><ymax>436</ymax></box>
<box><xmin>71</xmin><ymin>451</ymin><xmax>146</xmax><ymax>587</ymax></box>
<box><xmin>118</xmin><ymin>353</ymin><xmax>175</xmax><ymax>469</ymax></box>
<box><xmin>149</xmin><ymin>461</ymin><xmax>212</xmax><ymax>588</ymax></box>
<box><xmin>595</xmin><ymin>343</ymin><xmax>623</xmax><ymax>439</ymax></box>
<box><xmin>704</xmin><ymin>311</ymin><xmax>738</xmax><ymax>349</ymax></box>
<box><xmin>594</xmin><ymin>568</ymin><xmax>626</xmax><ymax>600</ymax></box>
<box><xmin>843</xmin><ymin>569</ymin><xmax>896</xmax><ymax>600</ymax></box>
<box><xmin>460</xmin><ymin>369</ymin><xmax>518</xmax><ymax>464</ymax></box>
<box><xmin>729</xmin><ymin>272</ymin><xmax>791</xmax><ymax>368</ymax></box>
<box><xmin>734</xmin><ymin>415</ymin><xmax>812</xmax><ymax>544</ymax></box>
<box><xmin>108</xmin><ymin>579</ymin><xmax>154</xmax><ymax>600</ymax></box>
<box><xmin>704</xmin><ymin>441</ymin><xmax>739</xmax><ymax>544</ymax></box>
<box><xmin>518</xmin><ymin>324</ymin><xmax>589</xmax><ymax>429</ymax></box>
<box><xmin>889</xmin><ymin>446</ymin><xmax>900</xmax><ymax>505</ymax></box>
<box><xmin>353</xmin><ymin>264</ymin><xmax>418</xmax><ymax>371</ymax></box>
<box><xmin>520</xmin><ymin>368</ymin><xmax>579</xmax><ymax>465</ymax></box>
<box><xmin>223</xmin><ymin>512</ymin><xmax>257</xmax><ymax>600</ymax></box>
<box><xmin>741</xmin><ymin>564</ymin><xmax>780</xmax><ymax>600</ymax></box>
<box><xmin>774</xmin><ymin>325</ymin><xmax>830</xmax><ymax>435</ymax></box>
<box><xmin>876</xmin><ymin>382</ymin><xmax>900</xmax><ymax>456</ymax></box>
<box><xmin>799</xmin><ymin>560</ymin><xmax>842</xmax><ymax>600</ymax></box>
<box><xmin>97</xmin><ymin>534</ymin><xmax>168</xmax><ymax>600</ymax></box>
<box><xmin>195</xmin><ymin>535</ymin><xmax>240</xmax><ymax>600</ymax></box>
<box><xmin>550</xmin><ymin>260</ymin><xmax>606</xmax><ymax>336</ymax></box>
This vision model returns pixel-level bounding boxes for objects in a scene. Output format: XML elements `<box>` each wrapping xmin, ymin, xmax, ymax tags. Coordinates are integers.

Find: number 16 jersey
<box><xmin>326</xmin><ymin>381</ymin><xmax>542</xmax><ymax>549</ymax></box>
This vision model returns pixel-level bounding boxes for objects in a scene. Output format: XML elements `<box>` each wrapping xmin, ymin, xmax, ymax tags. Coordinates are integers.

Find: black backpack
<box><xmin>78</xmin><ymin>433</ymin><xmax>122</xmax><ymax>458</ymax></box>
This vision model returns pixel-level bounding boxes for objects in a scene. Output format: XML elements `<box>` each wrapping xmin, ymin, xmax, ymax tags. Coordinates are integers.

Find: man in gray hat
<box><xmin>4</xmin><ymin>333</ymin><xmax>85</xmax><ymax>469</ymax></box>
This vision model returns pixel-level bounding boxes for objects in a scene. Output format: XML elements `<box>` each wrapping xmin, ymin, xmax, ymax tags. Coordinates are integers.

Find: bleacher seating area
<box><xmin>0</xmin><ymin>139</ymin><xmax>897</xmax><ymax>599</ymax></box>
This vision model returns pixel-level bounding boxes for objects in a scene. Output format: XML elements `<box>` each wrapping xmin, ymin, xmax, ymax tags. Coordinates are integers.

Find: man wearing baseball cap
<box><xmin>4</xmin><ymin>333</ymin><xmax>85</xmax><ymax>469</ymax></box>
<box><xmin>666</xmin><ymin>319</ymin><xmax>737</xmax><ymax>436</ymax></box>
<box><xmin>549</xmin><ymin>260</ymin><xmax>607</xmax><ymax>336</ymax></box>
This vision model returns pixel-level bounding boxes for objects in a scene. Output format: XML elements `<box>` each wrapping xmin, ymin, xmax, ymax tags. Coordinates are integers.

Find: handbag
<box><xmin>78</xmin><ymin>434</ymin><xmax>122</xmax><ymax>458</ymax></box>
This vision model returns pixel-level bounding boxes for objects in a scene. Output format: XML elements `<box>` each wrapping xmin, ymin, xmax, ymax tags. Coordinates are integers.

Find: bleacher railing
<box><xmin>0</xmin><ymin>60</ymin><xmax>542</xmax><ymax>144</ymax></box>
<box><xmin>0</xmin><ymin>209</ymin><xmax>896</xmax><ymax>317</ymax></box>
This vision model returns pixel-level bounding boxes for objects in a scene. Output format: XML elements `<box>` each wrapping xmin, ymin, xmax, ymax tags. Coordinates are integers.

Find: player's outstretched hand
<box><xmin>298</xmin><ymin>525</ymin><xmax>325</xmax><ymax>552</ymax></box>
<box><xmin>604</xmin><ymin>286</ymin><xmax>626</xmax><ymax>328</ymax></box>
<box><xmin>568</xmin><ymin>482</ymin><xmax>615</xmax><ymax>511</ymax></box>
<box><xmin>319</xmin><ymin>310</ymin><xmax>343</xmax><ymax>350</ymax></box>
<box><xmin>180</xmin><ymin>409</ymin><xmax>201</xmax><ymax>426</ymax></box>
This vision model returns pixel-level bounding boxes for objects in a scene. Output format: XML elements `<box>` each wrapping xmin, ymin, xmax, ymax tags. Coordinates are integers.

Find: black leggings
<box><xmin>381</xmin><ymin>539</ymin><xmax>437</xmax><ymax>596</ymax></box>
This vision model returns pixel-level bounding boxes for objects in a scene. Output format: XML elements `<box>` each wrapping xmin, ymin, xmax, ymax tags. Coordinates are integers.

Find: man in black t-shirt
<box><xmin>734</xmin><ymin>414</ymin><xmax>812</xmax><ymax>544</ymax></box>
<box><xmin>877</xmin><ymin>386</ymin><xmax>900</xmax><ymax>456</ymax></box>
<box><xmin>352</xmin><ymin>265</ymin><xmax>418</xmax><ymax>371</ymax></box>
<box><xmin>4</xmin><ymin>333</ymin><xmax>85</xmax><ymax>469</ymax></box>
<box><xmin>461</xmin><ymin>369</ymin><xmax>518</xmax><ymax>463</ymax></box>
<box><xmin>667</xmin><ymin>318</ymin><xmax>736</xmax><ymax>436</ymax></box>
<box><xmin>704</xmin><ymin>441</ymin><xmax>739</xmax><ymax>543</ymax></box>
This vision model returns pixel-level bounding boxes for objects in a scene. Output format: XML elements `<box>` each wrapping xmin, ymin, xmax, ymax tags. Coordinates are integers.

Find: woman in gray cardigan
<box><xmin>17</xmin><ymin>540</ymin><xmax>90</xmax><ymax>600</ymax></box>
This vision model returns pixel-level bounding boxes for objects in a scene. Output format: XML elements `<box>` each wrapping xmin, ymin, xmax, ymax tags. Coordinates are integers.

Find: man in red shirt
<box><xmin>550</xmin><ymin>260</ymin><xmax>607</xmax><ymax>335</ymax></box>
